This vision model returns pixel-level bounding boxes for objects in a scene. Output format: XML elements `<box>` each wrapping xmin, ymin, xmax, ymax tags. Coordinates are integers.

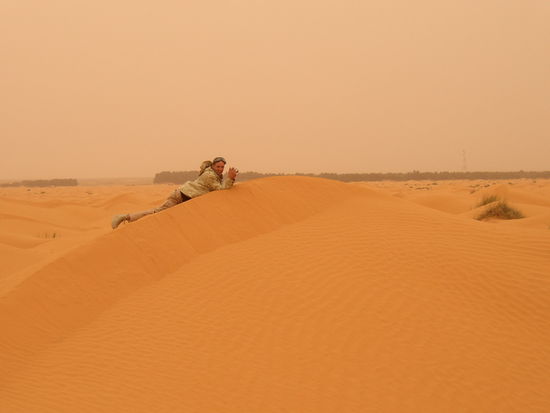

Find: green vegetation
<box><xmin>476</xmin><ymin>201</ymin><xmax>524</xmax><ymax>221</ymax></box>
<box><xmin>0</xmin><ymin>179</ymin><xmax>78</xmax><ymax>187</ymax></box>
<box><xmin>154</xmin><ymin>170</ymin><xmax>276</xmax><ymax>184</ymax></box>
<box><xmin>153</xmin><ymin>170</ymin><xmax>550</xmax><ymax>184</ymax></box>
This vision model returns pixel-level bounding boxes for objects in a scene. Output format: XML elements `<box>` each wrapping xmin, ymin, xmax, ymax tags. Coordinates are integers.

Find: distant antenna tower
<box><xmin>462</xmin><ymin>150</ymin><xmax>468</xmax><ymax>172</ymax></box>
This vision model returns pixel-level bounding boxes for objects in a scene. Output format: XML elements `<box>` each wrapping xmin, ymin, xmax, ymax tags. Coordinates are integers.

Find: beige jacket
<box><xmin>178</xmin><ymin>167</ymin><xmax>234</xmax><ymax>199</ymax></box>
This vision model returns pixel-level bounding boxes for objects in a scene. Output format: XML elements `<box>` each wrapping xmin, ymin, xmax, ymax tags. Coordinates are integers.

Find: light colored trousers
<box><xmin>129</xmin><ymin>189</ymin><xmax>189</xmax><ymax>222</ymax></box>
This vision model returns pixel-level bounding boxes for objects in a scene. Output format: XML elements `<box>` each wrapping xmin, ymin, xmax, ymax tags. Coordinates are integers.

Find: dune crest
<box><xmin>0</xmin><ymin>177</ymin><xmax>378</xmax><ymax>379</ymax></box>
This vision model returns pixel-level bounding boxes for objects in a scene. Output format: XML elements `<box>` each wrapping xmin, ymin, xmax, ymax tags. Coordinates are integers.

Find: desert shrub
<box><xmin>477</xmin><ymin>195</ymin><xmax>499</xmax><ymax>207</ymax></box>
<box><xmin>476</xmin><ymin>201</ymin><xmax>524</xmax><ymax>220</ymax></box>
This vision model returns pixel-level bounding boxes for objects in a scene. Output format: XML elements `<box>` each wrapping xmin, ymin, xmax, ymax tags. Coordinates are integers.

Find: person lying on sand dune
<box><xmin>111</xmin><ymin>157</ymin><xmax>239</xmax><ymax>229</ymax></box>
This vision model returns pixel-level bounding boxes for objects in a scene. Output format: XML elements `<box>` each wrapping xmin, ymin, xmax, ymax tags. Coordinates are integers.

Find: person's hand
<box><xmin>228</xmin><ymin>167</ymin><xmax>239</xmax><ymax>180</ymax></box>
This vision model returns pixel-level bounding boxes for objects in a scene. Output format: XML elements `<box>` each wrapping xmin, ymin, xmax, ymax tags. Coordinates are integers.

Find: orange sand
<box><xmin>1</xmin><ymin>177</ymin><xmax>549</xmax><ymax>412</ymax></box>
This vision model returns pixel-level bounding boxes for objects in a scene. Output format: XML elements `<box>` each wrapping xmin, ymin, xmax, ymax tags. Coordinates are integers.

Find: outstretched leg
<box><xmin>111</xmin><ymin>190</ymin><xmax>187</xmax><ymax>229</ymax></box>
<box><xmin>111</xmin><ymin>213</ymin><xmax>130</xmax><ymax>229</ymax></box>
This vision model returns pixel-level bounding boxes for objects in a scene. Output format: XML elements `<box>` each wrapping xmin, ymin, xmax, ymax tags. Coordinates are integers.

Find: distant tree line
<box><xmin>153</xmin><ymin>170</ymin><xmax>275</xmax><ymax>184</ymax></box>
<box><xmin>154</xmin><ymin>171</ymin><xmax>202</xmax><ymax>184</ymax></box>
<box><xmin>0</xmin><ymin>178</ymin><xmax>78</xmax><ymax>187</ymax></box>
<box><xmin>299</xmin><ymin>170</ymin><xmax>550</xmax><ymax>182</ymax></box>
<box><xmin>154</xmin><ymin>170</ymin><xmax>550</xmax><ymax>184</ymax></box>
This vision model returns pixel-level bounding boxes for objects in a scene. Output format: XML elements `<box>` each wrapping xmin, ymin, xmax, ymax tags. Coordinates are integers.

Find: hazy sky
<box><xmin>1</xmin><ymin>0</ymin><xmax>549</xmax><ymax>179</ymax></box>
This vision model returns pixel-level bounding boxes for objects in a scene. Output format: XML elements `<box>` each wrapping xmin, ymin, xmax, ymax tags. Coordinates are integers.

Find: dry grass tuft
<box><xmin>476</xmin><ymin>201</ymin><xmax>524</xmax><ymax>221</ymax></box>
<box><xmin>477</xmin><ymin>194</ymin><xmax>500</xmax><ymax>207</ymax></box>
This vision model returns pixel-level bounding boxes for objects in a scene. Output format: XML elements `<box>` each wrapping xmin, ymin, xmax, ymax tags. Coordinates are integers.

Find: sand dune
<box><xmin>1</xmin><ymin>177</ymin><xmax>550</xmax><ymax>412</ymax></box>
<box><xmin>0</xmin><ymin>185</ymin><xmax>177</xmax><ymax>281</ymax></box>
<box><xmin>359</xmin><ymin>180</ymin><xmax>550</xmax><ymax>229</ymax></box>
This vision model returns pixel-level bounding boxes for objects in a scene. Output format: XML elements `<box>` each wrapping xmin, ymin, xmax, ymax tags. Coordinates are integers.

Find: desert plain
<box><xmin>1</xmin><ymin>176</ymin><xmax>549</xmax><ymax>412</ymax></box>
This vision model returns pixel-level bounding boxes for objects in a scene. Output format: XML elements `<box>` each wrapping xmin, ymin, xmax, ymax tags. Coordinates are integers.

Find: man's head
<box><xmin>211</xmin><ymin>157</ymin><xmax>226</xmax><ymax>176</ymax></box>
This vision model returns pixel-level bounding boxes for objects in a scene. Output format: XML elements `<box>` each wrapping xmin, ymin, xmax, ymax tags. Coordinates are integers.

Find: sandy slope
<box><xmin>1</xmin><ymin>177</ymin><xmax>550</xmax><ymax>412</ymax></box>
<box><xmin>0</xmin><ymin>185</ymin><xmax>177</xmax><ymax>290</ymax></box>
<box><xmin>361</xmin><ymin>179</ymin><xmax>550</xmax><ymax>227</ymax></box>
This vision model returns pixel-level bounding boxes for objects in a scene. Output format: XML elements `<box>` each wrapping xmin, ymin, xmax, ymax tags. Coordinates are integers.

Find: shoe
<box><xmin>111</xmin><ymin>214</ymin><xmax>128</xmax><ymax>229</ymax></box>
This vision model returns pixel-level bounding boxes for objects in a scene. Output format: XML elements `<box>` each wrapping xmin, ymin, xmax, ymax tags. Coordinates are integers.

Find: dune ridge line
<box><xmin>0</xmin><ymin>176</ymin><xmax>382</xmax><ymax>380</ymax></box>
